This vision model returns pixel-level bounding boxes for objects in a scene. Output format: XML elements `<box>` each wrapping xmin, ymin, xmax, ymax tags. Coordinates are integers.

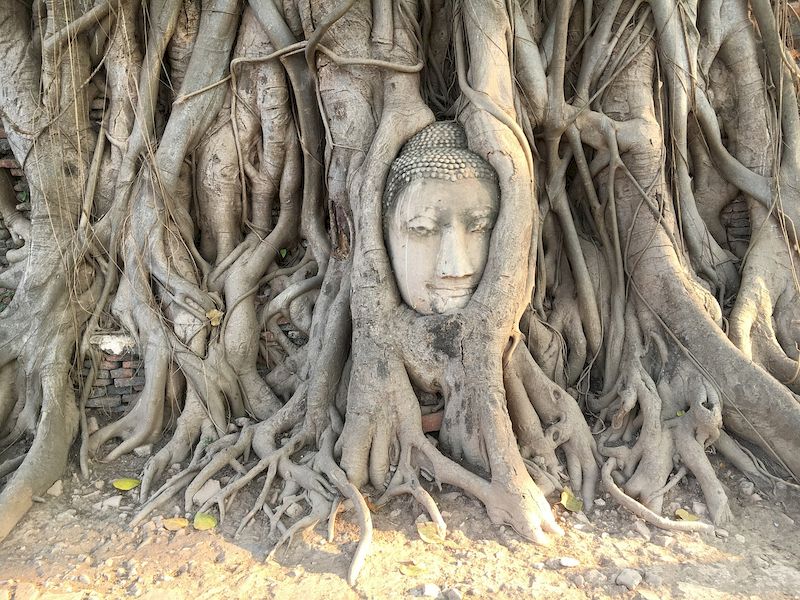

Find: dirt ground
<box><xmin>1</xmin><ymin>420</ymin><xmax>799</xmax><ymax>600</ymax></box>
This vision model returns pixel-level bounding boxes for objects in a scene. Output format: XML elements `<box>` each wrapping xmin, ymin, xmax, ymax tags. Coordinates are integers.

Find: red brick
<box><xmin>86</xmin><ymin>396</ymin><xmax>122</xmax><ymax>409</ymax></box>
<box><xmin>93</xmin><ymin>378</ymin><xmax>112</xmax><ymax>386</ymax></box>
<box><xmin>110</xmin><ymin>367</ymin><xmax>134</xmax><ymax>379</ymax></box>
<box><xmin>118</xmin><ymin>376</ymin><xmax>145</xmax><ymax>388</ymax></box>
<box><xmin>0</xmin><ymin>159</ymin><xmax>19</xmax><ymax>169</ymax></box>
<box><xmin>99</xmin><ymin>360</ymin><xmax>120</xmax><ymax>370</ymax></box>
<box><xmin>106</xmin><ymin>385</ymin><xmax>133</xmax><ymax>396</ymax></box>
<box><xmin>0</xmin><ymin>129</ymin><xmax>6</xmax><ymax>138</ymax></box>
<box><xmin>103</xmin><ymin>353</ymin><xmax>127</xmax><ymax>361</ymax></box>
<box><xmin>88</xmin><ymin>386</ymin><xmax>107</xmax><ymax>398</ymax></box>
<box><xmin>9</xmin><ymin>169</ymin><xmax>23</xmax><ymax>177</ymax></box>
<box><xmin>122</xmin><ymin>360</ymin><xmax>142</xmax><ymax>369</ymax></box>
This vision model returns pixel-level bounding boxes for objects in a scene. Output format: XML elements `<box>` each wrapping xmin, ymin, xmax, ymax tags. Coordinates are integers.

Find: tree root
<box><xmin>602</xmin><ymin>458</ymin><xmax>716</xmax><ymax>534</ymax></box>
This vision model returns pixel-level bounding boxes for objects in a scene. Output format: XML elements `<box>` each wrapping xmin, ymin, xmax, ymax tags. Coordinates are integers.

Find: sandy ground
<box><xmin>1</xmin><ymin>432</ymin><xmax>799</xmax><ymax>600</ymax></box>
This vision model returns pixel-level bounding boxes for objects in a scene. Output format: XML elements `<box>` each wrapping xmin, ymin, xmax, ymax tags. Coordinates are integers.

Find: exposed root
<box><xmin>602</xmin><ymin>458</ymin><xmax>716</xmax><ymax>534</ymax></box>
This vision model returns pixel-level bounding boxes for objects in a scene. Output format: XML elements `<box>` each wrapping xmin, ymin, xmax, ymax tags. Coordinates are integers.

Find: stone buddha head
<box><xmin>384</xmin><ymin>122</ymin><xmax>500</xmax><ymax>315</ymax></box>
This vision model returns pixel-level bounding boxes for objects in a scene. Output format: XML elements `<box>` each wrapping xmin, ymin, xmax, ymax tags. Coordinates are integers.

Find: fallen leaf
<box><xmin>193</xmin><ymin>512</ymin><xmax>218</xmax><ymax>531</ymax></box>
<box><xmin>560</xmin><ymin>487</ymin><xmax>584</xmax><ymax>513</ymax></box>
<box><xmin>163</xmin><ymin>517</ymin><xmax>189</xmax><ymax>531</ymax></box>
<box><xmin>675</xmin><ymin>508</ymin><xmax>699</xmax><ymax>521</ymax></box>
<box><xmin>416</xmin><ymin>521</ymin><xmax>446</xmax><ymax>544</ymax></box>
<box><xmin>279</xmin><ymin>248</ymin><xmax>288</xmax><ymax>258</ymax></box>
<box><xmin>676</xmin><ymin>410</ymin><xmax>686</xmax><ymax>417</ymax></box>
<box><xmin>112</xmin><ymin>478</ymin><xmax>140</xmax><ymax>491</ymax></box>
<box><xmin>398</xmin><ymin>562</ymin><xmax>425</xmax><ymax>576</ymax></box>
<box><xmin>206</xmin><ymin>309</ymin><xmax>224</xmax><ymax>327</ymax></box>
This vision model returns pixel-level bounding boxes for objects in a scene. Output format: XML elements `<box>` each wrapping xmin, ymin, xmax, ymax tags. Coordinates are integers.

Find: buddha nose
<box><xmin>437</xmin><ymin>227</ymin><xmax>475</xmax><ymax>279</ymax></box>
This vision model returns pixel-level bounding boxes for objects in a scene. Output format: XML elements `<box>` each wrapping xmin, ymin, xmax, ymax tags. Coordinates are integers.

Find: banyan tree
<box><xmin>1</xmin><ymin>0</ymin><xmax>799</xmax><ymax>583</ymax></box>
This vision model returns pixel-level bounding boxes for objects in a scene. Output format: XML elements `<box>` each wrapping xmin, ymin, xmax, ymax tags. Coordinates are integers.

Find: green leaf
<box><xmin>560</xmin><ymin>487</ymin><xmax>584</xmax><ymax>513</ymax></box>
<box><xmin>675</xmin><ymin>508</ymin><xmax>699</xmax><ymax>521</ymax></box>
<box><xmin>676</xmin><ymin>410</ymin><xmax>686</xmax><ymax>417</ymax></box>
<box><xmin>279</xmin><ymin>248</ymin><xmax>288</xmax><ymax>258</ymax></box>
<box><xmin>112</xmin><ymin>478</ymin><xmax>140</xmax><ymax>491</ymax></box>
<box><xmin>193</xmin><ymin>512</ymin><xmax>218</xmax><ymax>531</ymax></box>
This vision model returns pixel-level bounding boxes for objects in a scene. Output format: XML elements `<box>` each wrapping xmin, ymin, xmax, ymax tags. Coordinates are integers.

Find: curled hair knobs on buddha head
<box><xmin>383</xmin><ymin>121</ymin><xmax>498</xmax><ymax>215</ymax></box>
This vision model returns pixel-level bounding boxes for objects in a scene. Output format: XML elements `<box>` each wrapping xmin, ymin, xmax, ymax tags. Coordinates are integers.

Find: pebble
<box><xmin>652</xmin><ymin>535</ymin><xmax>674</xmax><ymax>548</ymax></box>
<box><xmin>419</xmin><ymin>583</ymin><xmax>441</xmax><ymax>597</ymax></box>
<box><xmin>594</xmin><ymin>498</ymin><xmax>606</xmax><ymax>507</ymax></box>
<box><xmin>94</xmin><ymin>480</ymin><xmax>105</xmax><ymax>490</ymax></box>
<box><xmin>133</xmin><ymin>445</ymin><xmax>152</xmax><ymax>458</ymax></box>
<box><xmin>645</xmin><ymin>572</ymin><xmax>663</xmax><ymax>587</ymax></box>
<box><xmin>192</xmin><ymin>479</ymin><xmax>221</xmax><ymax>506</ymax></box>
<box><xmin>571</xmin><ymin>574</ymin><xmax>586</xmax><ymax>587</ymax></box>
<box><xmin>127</xmin><ymin>583</ymin><xmax>141</xmax><ymax>597</ymax></box>
<box><xmin>285</xmin><ymin>503</ymin><xmax>304</xmax><ymax>519</ymax></box>
<box><xmin>585</xmin><ymin>569</ymin><xmax>607</xmax><ymax>584</ymax></box>
<box><xmin>751</xmin><ymin>493</ymin><xmax>763</xmax><ymax>503</ymax></box>
<box><xmin>559</xmin><ymin>556</ymin><xmax>580</xmax><ymax>568</ymax></box>
<box><xmin>715</xmin><ymin>528</ymin><xmax>729</xmax><ymax>539</ymax></box>
<box><xmin>87</xmin><ymin>416</ymin><xmax>99</xmax><ymax>434</ymax></box>
<box><xmin>692</xmin><ymin>501</ymin><xmax>708</xmax><ymax>516</ymax></box>
<box><xmin>735</xmin><ymin>534</ymin><xmax>746</xmax><ymax>544</ymax></box>
<box><xmin>46</xmin><ymin>480</ymin><xmax>63</xmax><ymax>497</ymax></box>
<box><xmin>215</xmin><ymin>552</ymin><xmax>226</xmax><ymax>564</ymax></box>
<box><xmin>56</xmin><ymin>509</ymin><xmax>77</xmax><ymax>521</ymax></box>
<box><xmin>632</xmin><ymin>520</ymin><xmax>651</xmax><ymax>540</ymax></box>
<box><xmin>532</xmin><ymin>562</ymin><xmax>545</xmax><ymax>570</ymax></box>
<box><xmin>740</xmin><ymin>480</ymin><xmax>755</xmax><ymax>496</ymax></box>
<box><xmin>441</xmin><ymin>588</ymin><xmax>462</xmax><ymax>600</ymax></box>
<box><xmin>615</xmin><ymin>568</ymin><xmax>642</xmax><ymax>590</ymax></box>
<box><xmin>95</xmin><ymin>495</ymin><xmax>122</xmax><ymax>510</ymax></box>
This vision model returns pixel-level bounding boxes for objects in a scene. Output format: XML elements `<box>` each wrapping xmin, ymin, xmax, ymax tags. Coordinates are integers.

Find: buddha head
<box><xmin>384</xmin><ymin>122</ymin><xmax>500</xmax><ymax>315</ymax></box>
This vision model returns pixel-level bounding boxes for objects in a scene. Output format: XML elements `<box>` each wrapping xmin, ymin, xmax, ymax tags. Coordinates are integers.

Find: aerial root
<box><xmin>602</xmin><ymin>458</ymin><xmax>715</xmax><ymax>534</ymax></box>
<box><xmin>0</xmin><ymin>454</ymin><xmax>25</xmax><ymax>479</ymax></box>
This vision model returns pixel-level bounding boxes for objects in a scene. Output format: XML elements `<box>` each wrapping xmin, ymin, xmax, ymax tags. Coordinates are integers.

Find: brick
<box><xmin>110</xmin><ymin>367</ymin><xmax>134</xmax><ymax>379</ymax></box>
<box><xmin>9</xmin><ymin>169</ymin><xmax>23</xmax><ymax>177</ymax></box>
<box><xmin>103</xmin><ymin>353</ymin><xmax>127</xmax><ymax>361</ymax></box>
<box><xmin>99</xmin><ymin>360</ymin><xmax>120</xmax><ymax>370</ymax></box>
<box><xmin>0</xmin><ymin>158</ymin><xmax>19</xmax><ymax>169</ymax></box>
<box><xmin>86</xmin><ymin>396</ymin><xmax>121</xmax><ymax>409</ymax></box>
<box><xmin>0</xmin><ymin>128</ymin><xmax>6</xmax><ymax>138</ymax></box>
<box><xmin>105</xmin><ymin>385</ymin><xmax>133</xmax><ymax>396</ymax></box>
<box><xmin>117</xmin><ymin>376</ymin><xmax>145</xmax><ymax>388</ymax></box>
<box><xmin>88</xmin><ymin>386</ymin><xmax>107</xmax><ymax>398</ymax></box>
<box><xmin>122</xmin><ymin>394</ymin><xmax>139</xmax><ymax>404</ymax></box>
<box><xmin>122</xmin><ymin>360</ymin><xmax>143</xmax><ymax>369</ymax></box>
<box><xmin>93</xmin><ymin>378</ymin><xmax>112</xmax><ymax>386</ymax></box>
<box><xmin>133</xmin><ymin>384</ymin><xmax>144</xmax><ymax>392</ymax></box>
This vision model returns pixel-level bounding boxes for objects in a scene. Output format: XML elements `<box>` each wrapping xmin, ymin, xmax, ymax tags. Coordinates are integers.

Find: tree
<box><xmin>1</xmin><ymin>0</ymin><xmax>799</xmax><ymax>583</ymax></box>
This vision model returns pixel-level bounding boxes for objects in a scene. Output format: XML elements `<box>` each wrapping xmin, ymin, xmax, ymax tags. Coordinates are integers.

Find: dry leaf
<box><xmin>560</xmin><ymin>487</ymin><xmax>584</xmax><ymax>513</ymax></box>
<box><xmin>416</xmin><ymin>521</ymin><xmax>446</xmax><ymax>544</ymax></box>
<box><xmin>112</xmin><ymin>478</ymin><xmax>140</xmax><ymax>491</ymax></box>
<box><xmin>675</xmin><ymin>508</ymin><xmax>699</xmax><ymax>521</ymax></box>
<box><xmin>163</xmin><ymin>517</ymin><xmax>189</xmax><ymax>531</ymax></box>
<box><xmin>206</xmin><ymin>309</ymin><xmax>224</xmax><ymax>327</ymax></box>
<box><xmin>398</xmin><ymin>562</ymin><xmax>425</xmax><ymax>576</ymax></box>
<box><xmin>193</xmin><ymin>512</ymin><xmax>218</xmax><ymax>531</ymax></box>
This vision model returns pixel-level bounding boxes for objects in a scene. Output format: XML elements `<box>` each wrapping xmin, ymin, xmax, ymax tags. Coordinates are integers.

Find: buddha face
<box><xmin>386</xmin><ymin>177</ymin><xmax>499</xmax><ymax>315</ymax></box>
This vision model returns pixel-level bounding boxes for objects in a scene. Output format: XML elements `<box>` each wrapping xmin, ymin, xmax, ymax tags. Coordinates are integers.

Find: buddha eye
<box><xmin>409</xmin><ymin>224</ymin><xmax>437</xmax><ymax>236</ymax></box>
<box><xmin>469</xmin><ymin>218</ymin><xmax>494</xmax><ymax>233</ymax></box>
